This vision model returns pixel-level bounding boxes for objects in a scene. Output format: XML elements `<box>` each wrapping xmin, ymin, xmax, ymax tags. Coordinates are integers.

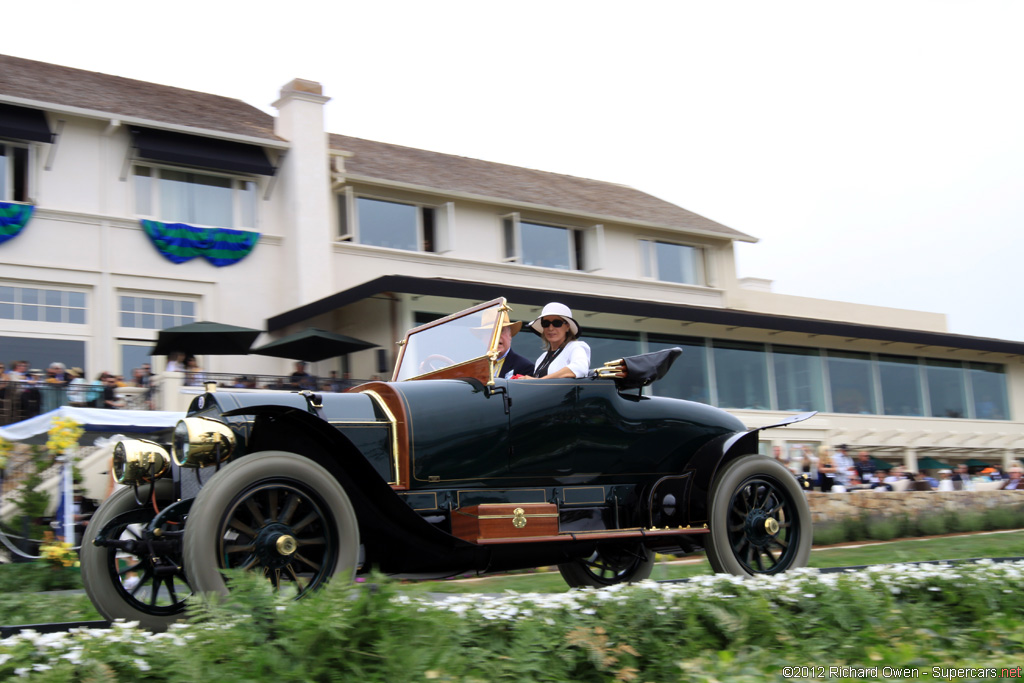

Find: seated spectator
<box><xmin>936</xmin><ymin>469</ymin><xmax>955</xmax><ymax>491</ymax></box>
<box><xmin>289</xmin><ymin>361</ymin><xmax>315</xmax><ymax>390</ymax></box>
<box><xmin>1003</xmin><ymin>466</ymin><xmax>1023</xmax><ymax>490</ymax></box>
<box><xmin>817</xmin><ymin>446</ymin><xmax>838</xmax><ymax>492</ymax></box>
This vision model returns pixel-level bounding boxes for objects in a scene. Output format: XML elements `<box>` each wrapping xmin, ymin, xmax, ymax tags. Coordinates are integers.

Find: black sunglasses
<box><xmin>540</xmin><ymin>319</ymin><xmax>566</xmax><ymax>328</ymax></box>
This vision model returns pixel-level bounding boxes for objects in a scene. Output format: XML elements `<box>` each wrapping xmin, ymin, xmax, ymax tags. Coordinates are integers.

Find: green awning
<box><xmin>966</xmin><ymin>458</ymin><xmax>995</xmax><ymax>468</ymax></box>
<box><xmin>869</xmin><ymin>456</ymin><xmax>895</xmax><ymax>471</ymax></box>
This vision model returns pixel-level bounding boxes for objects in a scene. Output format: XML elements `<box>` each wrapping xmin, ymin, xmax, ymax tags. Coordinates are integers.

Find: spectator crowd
<box><xmin>778</xmin><ymin>443</ymin><xmax>1022</xmax><ymax>493</ymax></box>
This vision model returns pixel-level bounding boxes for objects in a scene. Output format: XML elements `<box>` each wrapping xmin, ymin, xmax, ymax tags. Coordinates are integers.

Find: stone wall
<box><xmin>806</xmin><ymin>490</ymin><xmax>1024</xmax><ymax>525</ymax></box>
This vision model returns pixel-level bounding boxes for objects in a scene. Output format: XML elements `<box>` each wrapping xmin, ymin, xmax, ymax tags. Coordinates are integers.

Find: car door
<box><xmin>506</xmin><ymin>379</ymin><xmax>581</xmax><ymax>476</ymax></box>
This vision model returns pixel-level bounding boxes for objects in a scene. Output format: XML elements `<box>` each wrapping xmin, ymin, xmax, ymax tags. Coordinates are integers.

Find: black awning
<box><xmin>0</xmin><ymin>104</ymin><xmax>54</xmax><ymax>143</ymax></box>
<box><xmin>266</xmin><ymin>274</ymin><xmax>1024</xmax><ymax>356</ymax></box>
<box><xmin>130</xmin><ymin>126</ymin><xmax>275</xmax><ymax>176</ymax></box>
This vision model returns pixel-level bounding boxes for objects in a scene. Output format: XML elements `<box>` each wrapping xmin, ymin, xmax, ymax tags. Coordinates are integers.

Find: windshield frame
<box><xmin>391</xmin><ymin>297</ymin><xmax>511</xmax><ymax>382</ymax></box>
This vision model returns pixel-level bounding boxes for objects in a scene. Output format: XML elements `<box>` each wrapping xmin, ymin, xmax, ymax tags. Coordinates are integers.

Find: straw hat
<box><xmin>473</xmin><ymin>308</ymin><xmax>522</xmax><ymax>336</ymax></box>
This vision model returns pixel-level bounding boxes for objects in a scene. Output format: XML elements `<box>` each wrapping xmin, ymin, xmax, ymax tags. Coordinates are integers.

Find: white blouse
<box><xmin>534</xmin><ymin>340</ymin><xmax>591</xmax><ymax>378</ymax></box>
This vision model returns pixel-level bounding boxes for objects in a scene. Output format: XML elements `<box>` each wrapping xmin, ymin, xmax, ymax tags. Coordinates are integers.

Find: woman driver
<box><xmin>526</xmin><ymin>302</ymin><xmax>591</xmax><ymax>378</ymax></box>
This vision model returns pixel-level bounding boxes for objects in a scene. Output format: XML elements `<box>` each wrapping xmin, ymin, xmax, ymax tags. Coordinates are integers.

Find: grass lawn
<box><xmin>3</xmin><ymin>529</ymin><xmax>1024</xmax><ymax>624</ymax></box>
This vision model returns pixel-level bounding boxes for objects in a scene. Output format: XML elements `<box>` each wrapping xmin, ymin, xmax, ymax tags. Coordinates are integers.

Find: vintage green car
<box><xmin>81</xmin><ymin>297</ymin><xmax>813</xmax><ymax>631</ymax></box>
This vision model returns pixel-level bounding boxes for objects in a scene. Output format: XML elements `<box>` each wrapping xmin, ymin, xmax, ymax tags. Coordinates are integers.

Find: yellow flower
<box><xmin>0</xmin><ymin>438</ymin><xmax>12</xmax><ymax>469</ymax></box>
<box><xmin>46</xmin><ymin>417</ymin><xmax>84</xmax><ymax>455</ymax></box>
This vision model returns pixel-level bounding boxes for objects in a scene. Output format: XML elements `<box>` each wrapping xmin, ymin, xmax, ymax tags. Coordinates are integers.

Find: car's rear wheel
<box><xmin>558</xmin><ymin>543</ymin><xmax>655</xmax><ymax>588</ymax></box>
<box><xmin>183</xmin><ymin>451</ymin><xmax>360</xmax><ymax>599</ymax></box>
<box><xmin>705</xmin><ymin>454</ymin><xmax>811</xmax><ymax>575</ymax></box>
<box><xmin>80</xmin><ymin>480</ymin><xmax>190</xmax><ymax>632</ymax></box>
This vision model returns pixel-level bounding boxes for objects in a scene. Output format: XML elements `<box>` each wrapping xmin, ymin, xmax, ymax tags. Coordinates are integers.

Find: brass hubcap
<box><xmin>276</xmin><ymin>534</ymin><xmax>298</xmax><ymax>556</ymax></box>
<box><xmin>763</xmin><ymin>518</ymin><xmax>780</xmax><ymax>535</ymax></box>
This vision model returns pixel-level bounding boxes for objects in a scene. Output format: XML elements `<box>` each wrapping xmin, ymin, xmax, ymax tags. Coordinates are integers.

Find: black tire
<box><xmin>705</xmin><ymin>454</ymin><xmax>812</xmax><ymax>576</ymax></box>
<box><xmin>183</xmin><ymin>451</ymin><xmax>360</xmax><ymax>599</ymax></box>
<box><xmin>80</xmin><ymin>480</ymin><xmax>190</xmax><ymax>632</ymax></box>
<box><xmin>558</xmin><ymin>543</ymin><xmax>655</xmax><ymax>588</ymax></box>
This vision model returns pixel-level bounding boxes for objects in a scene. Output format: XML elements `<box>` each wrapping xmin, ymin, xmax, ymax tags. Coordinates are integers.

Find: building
<box><xmin>1</xmin><ymin>53</ymin><xmax>1021</xmax><ymax>473</ymax></box>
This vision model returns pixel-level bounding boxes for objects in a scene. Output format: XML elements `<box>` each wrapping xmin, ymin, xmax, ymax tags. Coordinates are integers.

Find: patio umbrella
<box><xmin>250</xmin><ymin>328</ymin><xmax>376</xmax><ymax>362</ymax></box>
<box><xmin>915</xmin><ymin>456</ymin><xmax>952</xmax><ymax>471</ymax></box>
<box><xmin>869</xmin><ymin>456</ymin><xmax>894</xmax><ymax>471</ymax></box>
<box><xmin>151</xmin><ymin>321</ymin><xmax>263</xmax><ymax>356</ymax></box>
<box><xmin>965</xmin><ymin>458</ymin><xmax>995</xmax><ymax>468</ymax></box>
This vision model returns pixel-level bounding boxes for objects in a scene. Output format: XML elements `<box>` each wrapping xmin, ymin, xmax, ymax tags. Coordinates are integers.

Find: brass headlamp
<box><xmin>172</xmin><ymin>417</ymin><xmax>236</xmax><ymax>468</ymax></box>
<box><xmin>112</xmin><ymin>439</ymin><xmax>172</xmax><ymax>484</ymax></box>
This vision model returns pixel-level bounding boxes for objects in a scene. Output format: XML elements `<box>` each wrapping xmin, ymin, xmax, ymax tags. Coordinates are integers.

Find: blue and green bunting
<box><xmin>140</xmin><ymin>220</ymin><xmax>260</xmax><ymax>267</ymax></box>
<box><xmin>0</xmin><ymin>202</ymin><xmax>33</xmax><ymax>246</ymax></box>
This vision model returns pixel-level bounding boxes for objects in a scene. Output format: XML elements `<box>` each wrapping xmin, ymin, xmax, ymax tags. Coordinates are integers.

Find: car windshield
<box><xmin>393</xmin><ymin>299</ymin><xmax>506</xmax><ymax>381</ymax></box>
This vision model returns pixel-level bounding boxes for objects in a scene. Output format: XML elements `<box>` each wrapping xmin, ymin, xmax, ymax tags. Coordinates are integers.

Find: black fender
<box><xmin>216</xmin><ymin>404</ymin><xmax>484</xmax><ymax>573</ymax></box>
<box><xmin>680</xmin><ymin>411</ymin><xmax>816</xmax><ymax>526</ymax></box>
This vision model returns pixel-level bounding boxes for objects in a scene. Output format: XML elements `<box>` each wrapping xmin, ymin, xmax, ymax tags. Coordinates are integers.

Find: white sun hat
<box><xmin>528</xmin><ymin>302</ymin><xmax>580</xmax><ymax>337</ymax></box>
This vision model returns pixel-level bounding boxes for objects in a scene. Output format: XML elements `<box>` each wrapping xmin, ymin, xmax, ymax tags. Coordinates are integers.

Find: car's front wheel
<box><xmin>182</xmin><ymin>451</ymin><xmax>360</xmax><ymax>599</ymax></box>
<box><xmin>705</xmin><ymin>454</ymin><xmax>812</xmax><ymax>575</ymax></box>
<box><xmin>80</xmin><ymin>480</ymin><xmax>190</xmax><ymax>632</ymax></box>
<box><xmin>558</xmin><ymin>543</ymin><xmax>655</xmax><ymax>588</ymax></box>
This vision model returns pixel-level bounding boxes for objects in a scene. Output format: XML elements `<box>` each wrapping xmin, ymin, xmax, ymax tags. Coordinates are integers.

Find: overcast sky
<box><xmin>6</xmin><ymin>1</ymin><xmax>1022</xmax><ymax>341</ymax></box>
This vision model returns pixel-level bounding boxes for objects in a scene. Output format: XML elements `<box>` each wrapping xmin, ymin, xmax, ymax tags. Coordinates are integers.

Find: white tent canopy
<box><xmin>0</xmin><ymin>407</ymin><xmax>182</xmax><ymax>443</ymax></box>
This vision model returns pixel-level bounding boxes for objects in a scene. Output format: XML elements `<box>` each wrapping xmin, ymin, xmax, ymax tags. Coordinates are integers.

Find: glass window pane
<box><xmin>121</xmin><ymin>311</ymin><xmax>134</xmax><ymax>327</ymax></box>
<box><xmin>969</xmin><ymin>362</ymin><xmax>1008</xmax><ymax>420</ymax></box>
<box><xmin>68</xmin><ymin>308</ymin><xmax>85</xmax><ymax>325</ymax></box>
<box><xmin>159</xmin><ymin>169</ymin><xmax>193</xmax><ymax>223</ymax></box>
<box><xmin>0</xmin><ymin>302</ymin><xmax>14</xmax><ymax>319</ymax></box>
<box><xmin>190</xmin><ymin>173</ymin><xmax>233</xmax><ymax>227</ymax></box>
<box><xmin>654</xmin><ymin>242</ymin><xmax>701</xmax><ymax>284</ymax></box>
<box><xmin>0</xmin><ymin>145</ymin><xmax>7</xmax><ymax>202</ymax></box>
<box><xmin>772</xmin><ymin>345</ymin><xmax>826</xmax><ymax>412</ymax></box>
<box><xmin>21</xmin><ymin>288</ymin><xmax>39</xmax><ymax>304</ymax></box>
<box><xmin>159</xmin><ymin>315</ymin><xmax>176</xmax><ymax>329</ymax></box>
<box><xmin>878</xmin><ymin>354</ymin><xmax>923</xmax><ymax>416</ymax></box>
<box><xmin>713</xmin><ymin>340</ymin><xmax>769</xmax><ymax>409</ymax></box>
<box><xmin>520</xmin><ymin>221</ymin><xmax>572</xmax><ymax>269</ymax></box>
<box><xmin>160</xmin><ymin>299</ymin><xmax>176</xmax><ymax>314</ymax></box>
<box><xmin>68</xmin><ymin>292</ymin><xmax>85</xmax><ymax>308</ymax></box>
<box><xmin>0</xmin><ymin>286</ymin><xmax>13</xmax><ymax>302</ymax></box>
<box><xmin>180</xmin><ymin>301</ymin><xmax>195</xmax><ymax>318</ymax></box>
<box><xmin>141</xmin><ymin>313</ymin><xmax>156</xmax><ymax>329</ymax></box>
<box><xmin>586</xmin><ymin>329</ymin><xmax>643</xmax><ymax>370</ymax></box>
<box><xmin>139</xmin><ymin>298</ymin><xmax>155</xmax><ymax>313</ymax></box>
<box><xmin>358</xmin><ymin>198</ymin><xmax>418</xmax><ymax>251</ymax></box>
<box><xmin>44</xmin><ymin>306</ymin><xmax>62</xmax><ymax>323</ymax></box>
<box><xmin>20</xmin><ymin>304</ymin><xmax>38</xmax><ymax>321</ymax></box>
<box><xmin>649</xmin><ymin>335</ymin><xmax>710</xmax><ymax>403</ymax></box>
<box><xmin>121</xmin><ymin>343</ymin><xmax>154</xmax><ymax>383</ymax></box>
<box><xmin>926</xmin><ymin>359</ymin><xmax>966</xmax><ymax>418</ymax></box>
<box><xmin>134</xmin><ymin>167</ymin><xmax>152</xmax><ymax>215</ymax></box>
<box><xmin>503</xmin><ymin>217</ymin><xmax>516</xmax><ymax>259</ymax></box>
<box><xmin>45</xmin><ymin>290</ymin><xmax>62</xmax><ymax>306</ymax></box>
<box><xmin>827</xmin><ymin>351</ymin><xmax>876</xmax><ymax>414</ymax></box>
<box><xmin>238</xmin><ymin>180</ymin><xmax>256</xmax><ymax>228</ymax></box>
<box><xmin>121</xmin><ymin>296</ymin><xmax>135</xmax><ymax>312</ymax></box>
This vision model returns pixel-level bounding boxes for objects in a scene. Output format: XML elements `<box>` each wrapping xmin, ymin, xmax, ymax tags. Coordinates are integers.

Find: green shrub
<box><xmin>840</xmin><ymin>514</ymin><xmax>869</xmax><ymax>543</ymax></box>
<box><xmin>985</xmin><ymin>506</ymin><xmax>1018</xmax><ymax>530</ymax></box>
<box><xmin>866</xmin><ymin>516</ymin><xmax>899</xmax><ymax>541</ymax></box>
<box><xmin>0</xmin><ymin>562</ymin><xmax>83</xmax><ymax>593</ymax></box>
<box><xmin>948</xmin><ymin>511</ymin><xmax>985</xmax><ymax>533</ymax></box>
<box><xmin>813</xmin><ymin>522</ymin><xmax>846</xmax><ymax>545</ymax></box>
<box><xmin>918</xmin><ymin>513</ymin><xmax>947</xmax><ymax>536</ymax></box>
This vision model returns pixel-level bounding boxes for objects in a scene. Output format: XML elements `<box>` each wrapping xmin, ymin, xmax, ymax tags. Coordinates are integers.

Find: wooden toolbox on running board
<box><xmin>451</xmin><ymin>503</ymin><xmax>560</xmax><ymax>542</ymax></box>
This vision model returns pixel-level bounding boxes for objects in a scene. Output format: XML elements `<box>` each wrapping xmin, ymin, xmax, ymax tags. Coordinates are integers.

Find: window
<box><xmin>640</xmin><ymin>240</ymin><xmax>705</xmax><ymax>285</ymax></box>
<box><xmin>878</xmin><ymin>354</ymin><xmax>924</xmax><ymax>416</ymax></box>
<box><xmin>134</xmin><ymin>166</ymin><xmax>257</xmax><ymax>229</ymax></box>
<box><xmin>925</xmin><ymin>359</ymin><xmax>966</xmax><ymax>418</ymax></box>
<box><xmin>968</xmin><ymin>363</ymin><xmax>1008</xmax><ymax>420</ymax></box>
<box><xmin>0</xmin><ymin>286</ymin><xmax>86</xmax><ymax>324</ymax></box>
<box><xmin>772</xmin><ymin>345</ymin><xmax>826</xmax><ymax>412</ymax></box>
<box><xmin>827</xmin><ymin>351</ymin><xmax>876</xmax><ymax>414</ymax></box>
<box><xmin>502</xmin><ymin>213</ymin><xmax>601</xmax><ymax>271</ymax></box>
<box><xmin>713</xmin><ymin>340</ymin><xmax>769</xmax><ymax>410</ymax></box>
<box><xmin>337</xmin><ymin>192</ymin><xmax>450</xmax><ymax>253</ymax></box>
<box><xmin>649</xmin><ymin>334</ymin><xmax>710</xmax><ymax>403</ymax></box>
<box><xmin>0</xmin><ymin>143</ymin><xmax>29</xmax><ymax>203</ymax></box>
<box><xmin>120</xmin><ymin>295</ymin><xmax>195</xmax><ymax>330</ymax></box>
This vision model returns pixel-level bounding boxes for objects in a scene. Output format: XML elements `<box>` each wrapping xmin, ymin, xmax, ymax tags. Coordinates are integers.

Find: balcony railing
<box><xmin>0</xmin><ymin>374</ymin><xmax>375</xmax><ymax>427</ymax></box>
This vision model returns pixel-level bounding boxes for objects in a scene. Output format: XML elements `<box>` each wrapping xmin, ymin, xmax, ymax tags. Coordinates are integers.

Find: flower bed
<box><xmin>2</xmin><ymin>562</ymin><xmax>1024</xmax><ymax>681</ymax></box>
